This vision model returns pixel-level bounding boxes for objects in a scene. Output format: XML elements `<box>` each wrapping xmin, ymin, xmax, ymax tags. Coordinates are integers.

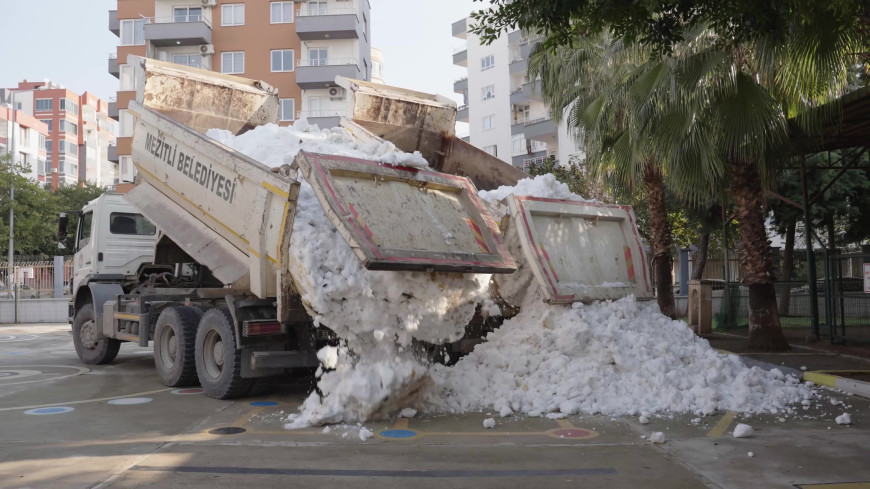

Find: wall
<box><xmin>0</xmin><ymin>299</ymin><xmax>69</xmax><ymax>324</ymax></box>
<box><xmin>466</xmin><ymin>30</ymin><xmax>511</xmax><ymax>163</ymax></box>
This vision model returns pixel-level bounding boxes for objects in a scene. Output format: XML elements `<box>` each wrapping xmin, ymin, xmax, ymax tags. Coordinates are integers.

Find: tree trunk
<box><xmin>691</xmin><ymin>232</ymin><xmax>710</xmax><ymax>281</ymax></box>
<box><xmin>729</xmin><ymin>160</ymin><xmax>790</xmax><ymax>351</ymax></box>
<box><xmin>643</xmin><ymin>161</ymin><xmax>676</xmax><ymax>319</ymax></box>
<box><xmin>778</xmin><ymin>219</ymin><xmax>795</xmax><ymax>316</ymax></box>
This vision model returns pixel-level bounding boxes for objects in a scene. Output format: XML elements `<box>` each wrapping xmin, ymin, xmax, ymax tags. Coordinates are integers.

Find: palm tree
<box><xmin>528</xmin><ymin>34</ymin><xmax>688</xmax><ymax>319</ymax></box>
<box><xmin>529</xmin><ymin>9</ymin><xmax>866</xmax><ymax>350</ymax></box>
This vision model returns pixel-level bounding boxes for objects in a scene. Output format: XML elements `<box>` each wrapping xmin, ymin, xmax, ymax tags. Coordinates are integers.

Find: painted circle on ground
<box><xmin>3</xmin><ymin>351</ymin><xmax>27</xmax><ymax>356</ymax></box>
<box><xmin>171</xmin><ymin>388</ymin><xmax>203</xmax><ymax>395</ymax></box>
<box><xmin>24</xmin><ymin>406</ymin><xmax>75</xmax><ymax>415</ymax></box>
<box><xmin>0</xmin><ymin>369</ymin><xmax>43</xmax><ymax>381</ymax></box>
<box><xmin>551</xmin><ymin>428</ymin><xmax>598</xmax><ymax>439</ymax></box>
<box><xmin>0</xmin><ymin>334</ymin><xmax>39</xmax><ymax>342</ymax></box>
<box><xmin>208</xmin><ymin>427</ymin><xmax>246</xmax><ymax>435</ymax></box>
<box><xmin>249</xmin><ymin>401</ymin><xmax>279</xmax><ymax>407</ymax></box>
<box><xmin>0</xmin><ymin>365</ymin><xmax>88</xmax><ymax>386</ymax></box>
<box><xmin>108</xmin><ymin>397</ymin><xmax>153</xmax><ymax>405</ymax></box>
<box><xmin>380</xmin><ymin>429</ymin><xmax>419</xmax><ymax>439</ymax></box>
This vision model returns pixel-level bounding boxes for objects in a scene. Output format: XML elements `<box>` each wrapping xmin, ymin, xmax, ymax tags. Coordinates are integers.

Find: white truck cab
<box><xmin>69</xmin><ymin>193</ymin><xmax>159</xmax><ymax>294</ymax></box>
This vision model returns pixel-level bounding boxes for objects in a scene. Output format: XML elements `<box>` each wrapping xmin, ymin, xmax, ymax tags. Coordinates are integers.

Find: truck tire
<box><xmin>195</xmin><ymin>307</ymin><xmax>251</xmax><ymax>399</ymax></box>
<box><xmin>153</xmin><ymin>306</ymin><xmax>203</xmax><ymax>387</ymax></box>
<box><xmin>72</xmin><ymin>303</ymin><xmax>121</xmax><ymax>365</ymax></box>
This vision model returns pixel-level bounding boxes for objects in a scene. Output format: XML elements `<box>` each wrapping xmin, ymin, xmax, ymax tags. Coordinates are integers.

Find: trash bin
<box><xmin>688</xmin><ymin>280</ymin><xmax>713</xmax><ymax>335</ymax></box>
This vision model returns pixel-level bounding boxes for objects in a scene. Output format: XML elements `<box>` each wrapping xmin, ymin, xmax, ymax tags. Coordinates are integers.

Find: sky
<box><xmin>0</xmin><ymin>0</ymin><xmax>479</xmax><ymax>107</ymax></box>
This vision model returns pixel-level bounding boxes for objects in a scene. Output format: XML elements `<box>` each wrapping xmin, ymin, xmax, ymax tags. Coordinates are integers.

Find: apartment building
<box><xmin>1</xmin><ymin>82</ymin><xmax>116</xmax><ymax>188</ymax></box>
<box><xmin>109</xmin><ymin>0</ymin><xmax>372</xmax><ymax>182</ymax></box>
<box><xmin>0</xmin><ymin>104</ymin><xmax>49</xmax><ymax>182</ymax></box>
<box><xmin>451</xmin><ymin>18</ymin><xmax>583</xmax><ymax>170</ymax></box>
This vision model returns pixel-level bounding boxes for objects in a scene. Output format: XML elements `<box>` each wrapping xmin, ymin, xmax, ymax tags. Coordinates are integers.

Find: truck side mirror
<box><xmin>58</xmin><ymin>213</ymin><xmax>69</xmax><ymax>238</ymax></box>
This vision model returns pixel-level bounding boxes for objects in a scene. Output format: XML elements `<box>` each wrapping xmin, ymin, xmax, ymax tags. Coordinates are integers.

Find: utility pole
<box><xmin>6</xmin><ymin>92</ymin><xmax>17</xmax><ymax>323</ymax></box>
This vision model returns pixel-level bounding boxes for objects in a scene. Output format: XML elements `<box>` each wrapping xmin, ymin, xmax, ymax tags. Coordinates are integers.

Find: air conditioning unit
<box><xmin>200</xmin><ymin>44</ymin><xmax>215</xmax><ymax>55</ymax></box>
<box><xmin>201</xmin><ymin>0</ymin><xmax>217</xmax><ymax>7</ymax></box>
<box><xmin>328</xmin><ymin>87</ymin><xmax>346</xmax><ymax>100</ymax></box>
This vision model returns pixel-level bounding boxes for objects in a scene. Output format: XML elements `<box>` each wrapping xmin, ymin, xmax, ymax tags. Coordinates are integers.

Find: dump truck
<box><xmin>62</xmin><ymin>57</ymin><xmax>515</xmax><ymax>399</ymax></box>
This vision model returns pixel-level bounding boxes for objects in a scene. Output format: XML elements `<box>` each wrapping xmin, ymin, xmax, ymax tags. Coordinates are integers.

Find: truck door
<box><xmin>73</xmin><ymin>211</ymin><xmax>95</xmax><ymax>293</ymax></box>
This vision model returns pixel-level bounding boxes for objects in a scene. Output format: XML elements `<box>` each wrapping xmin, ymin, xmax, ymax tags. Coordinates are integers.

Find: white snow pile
<box><xmin>482</xmin><ymin>418</ymin><xmax>496</xmax><ymax>429</ymax></box>
<box><xmin>426</xmin><ymin>296</ymin><xmax>813</xmax><ymax>418</ymax></box>
<box><xmin>649</xmin><ymin>432</ymin><xmax>667</xmax><ymax>444</ymax></box>
<box><xmin>208</xmin><ymin>122</ymin><xmax>489</xmax><ymax>427</ymax></box>
<box><xmin>478</xmin><ymin>173</ymin><xmax>587</xmax><ymax>203</ymax></box>
<box><xmin>733</xmin><ymin>423</ymin><xmax>754</xmax><ymax>438</ymax></box>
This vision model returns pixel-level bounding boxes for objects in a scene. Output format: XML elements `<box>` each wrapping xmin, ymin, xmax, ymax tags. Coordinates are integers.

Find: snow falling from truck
<box><xmin>207</xmin><ymin>121</ymin><xmax>815</xmax><ymax>427</ymax></box>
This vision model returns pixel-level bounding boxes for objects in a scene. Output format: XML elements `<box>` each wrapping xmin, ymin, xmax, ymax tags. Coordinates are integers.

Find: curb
<box><xmin>803</xmin><ymin>370</ymin><xmax>870</xmax><ymax>399</ymax></box>
<box><xmin>717</xmin><ymin>349</ymin><xmax>870</xmax><ymax>399</ymax></box>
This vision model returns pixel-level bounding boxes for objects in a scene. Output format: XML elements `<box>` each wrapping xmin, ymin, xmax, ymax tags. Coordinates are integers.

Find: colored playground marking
<box><xmin>0</xmin><ymin>365</ymin><xmax>89</xmax><ymax>387</ymax></box>
<box><xmin>24</xmin><ymin>406</ymin><xmax>74</xmax><ymax>415</ymax></box>
<box><xmin>0</xmin><ymin>387</ymin><xmax>172</xmax><ymax>412</ymax></box>
<box><xmin>249</xmin><ymin>401</ymin><xmax>280</xmax><ymax>407</ymax></box>
<box><xmin>171</xmin><ymin>388</ymin><xmax>204</xmax><ymax>395</ymax></box>
<box><xmin>108</xmin><ymin>397</ymin><xmax>153</xmax><ymax>405</ymax></box>
<box><xmin>706</xmin><ymin>411</ymin><xmax>737</xmax><ymax>437</ymax></box>
<box><xmin>380</xmin><ymin>429</ymin><xmax>419</xmax><ymax>439</ymax></box>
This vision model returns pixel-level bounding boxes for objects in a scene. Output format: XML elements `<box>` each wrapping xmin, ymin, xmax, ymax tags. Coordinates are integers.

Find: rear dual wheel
<box><xmin>153</xmin><ymin>306</ymin><xmax>203</xmax><ymax>387</ymax></box>
<box><xmin>195</xmin><ymin>307</ymin><xmax>252</xmax><ymax>399</ymax></box>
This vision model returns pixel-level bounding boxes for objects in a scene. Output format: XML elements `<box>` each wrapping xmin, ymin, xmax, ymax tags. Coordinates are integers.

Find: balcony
<box><xmin>108</xmin><ymin>145</ymin><xmax>118</xmax><ymax>163</ymax></box>
<box><xmin>456</xmin><ymin>105</ymin><xmax>468</xmax><ymax>123</ymax></box>
<box><xmin>296</xmin><ymin>7</ymin><xmax>361</xmax><ymax>41</ymax></box>
<box><xmin>108</xmin><ymin>54</ymin><xmax>119</xmax><ymax>78</ymax></box>
<box><xmin>109</xmin><ymin>10</ymin><xmax>119</xmax><ymax>36</ymax></box>
<box><xmin>297</xmin><ymin>110</ymin><xmax>347</xmax><ymax>129</ymax></box>
<box><xmin>512</xmin><ymin>150</ymin><xmax>547</xmax><ymax>168</ymax></box>
<box><xmin>108</xmin><ymin>100</ymin><xmax>118</xmax><ymax>120</ymax></box>
<box><xmin>452</xmin><ymin>18</ymin><xmax>467</xmax><ymax>39</ymax></box>
<box><xmin>511</xmin><ymin>116</ymin><xmax>528</xmax><ymax>135</ymax></box>
<box><xmin>508</xmin><ymin>30</ymin><xmax>523</xmax><ymax>46</ymax></box>
<box><xmin>510</xmin><ymin>85</ymin><xmax>530</xmax><ymax>105</ymax></box>
<box><xmin>296</xmin><ymin>58</ymin><xmax>361</xmax><ymax>89</ymax></box>
<box><xmin>454</xmin><ymin>77</ymin><xmax>467</xmax><ymax>94</ymax></box>
<box><xmin>524</xmin><ymin>79</ymin><xmax>543</xmax><ymax>101</ymax></box>
<box><xmin>144</xmin><ymin>16</ymin><xmax>212</xmax><ymax>47</ymax></box>
<box><xmin>523</xmin><ymin>116</ymin><xmax>558</xmax><ymax>140</ymax></box>
<box><xmin>509</xmin><ymin>57</ymin><xmax>527</xmax><ymax>75</ymax></box>
<box><xmin>452</xmin><ymin>47</ymin><xmax>467</xmax><ymax>67</ymax></box>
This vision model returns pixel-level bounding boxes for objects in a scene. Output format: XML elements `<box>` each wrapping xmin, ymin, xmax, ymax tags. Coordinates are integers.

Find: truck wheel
<box><xmin>72</xmin><ymin>303</ymin><xmax>121</xmax><ymax>365</ymax></box>
<box><xmin>153</xmin><ymin>306</ymin><xmax>203</xmax><ymax>387</ymax></box>
<box><xmin>195</xmin><ymin>307</ymin><xmax>251</xmax><ymax>399</ymax></box>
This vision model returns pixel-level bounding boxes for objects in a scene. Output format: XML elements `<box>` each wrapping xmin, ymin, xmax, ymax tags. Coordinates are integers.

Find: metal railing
<box><xmin>453</xmin><ymin>46</ymin><xmax>467</xmax><ymax>54</ymax></box>
<box><xmin>524</xmin><ymin>116</ymin><xmax>552</xmax><ymax>126</ymax></box>
<box><xmin>0</xmin><ymin>260</ymin><xmax>73</xmax><ymax>298</ymax></box>
<box><xmin>297</xmin><ymin>110</ymin><xmax>347</xmax><ymax>119</ymax></box>
<box><xmin>457</xmin><ymin>104</ymin><xmax>468</xmax><ymax>111</ymax></box>
<box><xmin>455</xmin><ymin>76</ymin><xmax>468</xmax><ymax>83</ymax></box>
<box><xmin>296</xmin><ymin>7</ymin><xmax>357</xmax><ymax>17</ymax></box>
<box><xmin>146</xmin><ymin>15</ymin><xmax>212</xmax><ymax>28</ymax></box>
<box><xmin>297</xmin><ymin>58</ymin><xmax>359</xmax><ymax>67</ymax></box>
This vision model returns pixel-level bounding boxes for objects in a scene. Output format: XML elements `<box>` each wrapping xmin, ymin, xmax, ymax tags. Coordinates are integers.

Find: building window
<box><xmin>305</xmin><ymin>1</ymin><xmax>327</xmax><ymax>15</ymax></box>
<box><xmin>35</xmin><ymin>99</ymin><xmax>53</xmax><ymax>112</ymax></box>
<box><xmin>308</xmin><ymin>48</ymin><xmax>328</xmax><ymax>66</ymax></box>
<box><xmin>120</xmin><ymin>19</ymin><xmax>145</xmax><ymax>46</ymax></box>
<box><xmin>173</xmin><ymin>54</ymin><xmax>203</xmax><ymax>68</ymax></box>
<box><xmin>271</xmin><ymin>49</ymin><xmax>295</xmax><ymax>72</ymax></box>
<box><xmin>221</xmin><ymin>51</ymin><xmax>245</xmax><ymax>74</ymax></box>
<box><xmin>40</xmin><ymin>119</ymin><xmax>52</xmax><ymax>131</ymax></box>
<box><xmin>45</xmin><ymin>140</ymin><xmax>53</xmax><ymax>153</ymax></box>
<box><xmin>279</xmin><ymin>99</ymin><xmax>295</xmax><ymax>121</ymax></box>
<box><xmin>482</xmin><ymin>115</ymin><xmax>495</xmax><ymax>130</ymax></box>
<box><xmin>37</xmin><ymin>158</ymin><xmax>46</xmax><ymax>176</ymax></box>
<box><xmin>60</xmin><ymin>99</ymin><xmax>79</xmax><ymax>116</ymax></box>
<box><xmin>221</xmin><ymin>4</ymin><xmax>245</xmax><ymax>26</ymax></box>
<box><xmin>481</xmin><ymin>55</ymin><xmax>495</xmax><ymax>71</ymax></box>
<box><xmin>270</xmin><ymin>2</ymin><xmax>294</xmax><ymax>23</ymax></box>
<box><xmin>174</xmin><ymin>6</ymin><xmax>202</xmax><ymax>22</ymax></box>
<box><xmin>481</xmin><ymin>84</ymin><xmax>495</xmax><ymax>100</ymax></box>
<box><xmin>59</xmin><ymin>140</ymin><xmax>78</xmax><ymax>157</ymax></box>
<box><xmin>59</xmin><ymin>120</ymin><xmax>78</xmax><ymax>136</ymax></box>
<box><xmin>483</xmin><ymin>145</ymin><xmax>497</xmax><ymax>157</ymax></box>
<box><xmin>39</xmin><ymin>135</ymin><xmax>46</xmax><ymax>151</ymax></box>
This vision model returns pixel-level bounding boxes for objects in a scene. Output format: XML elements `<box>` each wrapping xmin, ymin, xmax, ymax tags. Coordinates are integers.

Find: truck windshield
<box><xmin>109</xmin><ymin>212</ymin><xmax>157</xmax><ymax>236</ymax></box>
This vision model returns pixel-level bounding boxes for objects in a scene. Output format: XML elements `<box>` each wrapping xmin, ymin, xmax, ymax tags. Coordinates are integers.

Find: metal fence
<box><xmin>717</xmin><ymin>253</ymin><xmax>870</xmax><ymax>344</ymax></box>
<box><xmin>0</xmin><ymin>260</ymin><xmax>73</xmax><ymax>298</ymax></box>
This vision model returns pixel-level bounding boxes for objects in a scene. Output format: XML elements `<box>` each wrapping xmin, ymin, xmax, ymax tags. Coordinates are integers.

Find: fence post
<box><xmin>53</xmin><ymin>256</ymin><xmax>64</xmax><ymax>298</ymax></box>
<box><xmin>679</xmin><ymin>249</ymin><xmax>689</xmax><ymax>296</ymax></box>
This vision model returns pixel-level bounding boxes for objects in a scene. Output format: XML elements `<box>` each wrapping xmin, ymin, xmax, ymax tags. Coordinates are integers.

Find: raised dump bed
<box><xmin>493</xmin><ymin>196</ymin><xmax>653</xmax><ymax>305</ymax></box>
